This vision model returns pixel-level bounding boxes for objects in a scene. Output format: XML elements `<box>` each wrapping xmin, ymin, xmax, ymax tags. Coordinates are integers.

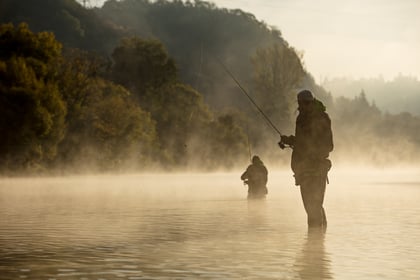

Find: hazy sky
<box><xmin>92</xmin><ymin>0</ymin><xmax>420</xmax><ymax>82</ymax></box>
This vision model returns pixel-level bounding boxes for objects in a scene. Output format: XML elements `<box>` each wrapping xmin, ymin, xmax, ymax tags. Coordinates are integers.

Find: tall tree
<box><xmin>57</xmin><ymin>49</ymin><xmax>158</xmax><ymax>171</ymax></box>
<box><xmin>0</xmin><ymin>23</ymin><xmax>66</xmax><ymax>171</ymax></box>
<box><xmin>111</xmin><ymin>37</ymin><xmax>177</xmax><ymax>96</ymax></box>
<box><xmin>252</xmin><ymin>43</ymin><xmax>306</xmax><ymax>130</ymax></box>
<box><xmin>110</xmin><ymin>36</ymin><xmax>248</xmax><ymax>167</ymax></box>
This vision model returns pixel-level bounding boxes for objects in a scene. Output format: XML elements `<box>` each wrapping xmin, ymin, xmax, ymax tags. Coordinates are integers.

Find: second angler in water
<box><xmin>241</xmin><ymin>155</ymin><xmax>268</xmax><ymax>199</ymax></box>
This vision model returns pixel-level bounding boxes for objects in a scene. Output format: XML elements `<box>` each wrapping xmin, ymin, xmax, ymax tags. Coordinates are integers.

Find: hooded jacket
<box><xmin>291</xmin><ymin>99</ymin><xmax>333</xmax><ymax>175</ymax></box>
<box><xmin>241</xmin><ymin>157</ymin><xmax>268</xmax><ymax>187</ymax></box>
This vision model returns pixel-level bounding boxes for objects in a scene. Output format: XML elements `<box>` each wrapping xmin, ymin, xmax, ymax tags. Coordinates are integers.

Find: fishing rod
<box><xmin>245</xmin><ymin>123</ymin><xmax>252</xmax><ymax>162</ymax></box>
<box><xmin>217</xmin><ymin>59</ymin><xmax>282</xmax><ymax>136</ymax></box>
<box><xmin>216</xmin><ymin>58</ymin><xmax>289</xmax><ymax>149</ymax></box>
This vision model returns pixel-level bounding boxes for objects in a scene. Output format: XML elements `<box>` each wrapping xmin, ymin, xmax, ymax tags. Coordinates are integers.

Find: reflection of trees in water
<box><xmin>295</xmin><ymin>229</ymin><xmax>333</xmax><ymax>280</ymax></box>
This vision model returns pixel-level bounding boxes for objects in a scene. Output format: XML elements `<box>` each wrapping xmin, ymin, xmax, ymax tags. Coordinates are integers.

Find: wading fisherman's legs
<box><xmin>300</xmin><ymin>175</ymin><xmax>327</xmax><ymax>227</ymax></box>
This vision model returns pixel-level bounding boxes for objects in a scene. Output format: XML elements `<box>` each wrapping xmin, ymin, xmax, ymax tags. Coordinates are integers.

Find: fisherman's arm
<box><xmin>241</xmin><ymin>166</ymin><xmax>251</xmax><ymax>180</ymax></box>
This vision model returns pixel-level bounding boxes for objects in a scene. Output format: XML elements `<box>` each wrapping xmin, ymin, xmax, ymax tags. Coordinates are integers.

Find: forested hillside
<box><xmin>1</xmin><ymin>0</ymin><xmax>420</xmax><ymax>174</ymax></box>
<box><xmin>0</xmin><ymin>0</ymin><xmax>121</xmax><ymax>53</ymax></box>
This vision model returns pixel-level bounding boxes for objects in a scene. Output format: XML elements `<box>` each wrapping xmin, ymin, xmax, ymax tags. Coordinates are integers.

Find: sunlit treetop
<box><xmin>0</xmin><ymin>23</ymin><xmax>62</xmax><ymax>62</ymax></box>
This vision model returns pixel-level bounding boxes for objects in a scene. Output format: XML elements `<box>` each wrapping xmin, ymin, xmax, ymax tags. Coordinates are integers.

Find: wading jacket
<box><xmin>241</xmin><ymin>162</ymin><xmax>268</xmax><ymax>189</ymax></box>
<box><xmin>291</xmin><ymin>99</ymin><xmax>333</xmax><ymax>176</ymax></box>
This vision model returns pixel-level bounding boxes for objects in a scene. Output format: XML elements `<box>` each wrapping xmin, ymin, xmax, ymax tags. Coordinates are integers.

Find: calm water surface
<box><xmin>1</xmin><ymin>169</ymin><xmax>420</xmax><ymax>279</ymax></box>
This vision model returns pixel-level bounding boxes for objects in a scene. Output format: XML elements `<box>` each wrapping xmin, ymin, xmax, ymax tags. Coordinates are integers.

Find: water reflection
<box><xmin>1</xmin><ymin>172</ymin><xmax>420</xmax><ymax>279</ymax></box>
<box><xmin>295</xmin><ymin>229</ymin><xmax>333</xmax><ymax>280</ymax></box>
<box><xmin>247</xmin><ymin>199</ymin><xmax>267</xmax><ymax>222</ymax></box>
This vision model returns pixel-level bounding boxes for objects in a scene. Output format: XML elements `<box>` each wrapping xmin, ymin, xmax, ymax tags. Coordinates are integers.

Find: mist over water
<box><xmin>1</xmin><ymin>169</ymin><xmax>420</xmax><ymax>279</ymax></box>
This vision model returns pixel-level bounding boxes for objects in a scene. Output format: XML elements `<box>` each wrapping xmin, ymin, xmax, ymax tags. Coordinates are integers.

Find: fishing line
<box><xmin>215</xmin><ymin>58</ymin><xmax>283</xmax><ymax>137</ymax></box>
<box><xmin>245</xmin><ymin>122</ymin><xmax>252</xmax><ymax>162</ymax></box>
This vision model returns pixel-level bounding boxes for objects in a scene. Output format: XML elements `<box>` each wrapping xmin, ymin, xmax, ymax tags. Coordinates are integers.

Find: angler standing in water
<box><xmin>217</xmin><ymin>61</ymin><xmax>331</xmax><ymax>213</ymax></box>
<box><xmin>279</xmin><ymin>90</ymin><xmax>333</xmax><ymax>228</ymax></box>
<box><xmin>241</xmin><ymin>155</ymin><xmax>268</xmax><ymax>199</ymax></box>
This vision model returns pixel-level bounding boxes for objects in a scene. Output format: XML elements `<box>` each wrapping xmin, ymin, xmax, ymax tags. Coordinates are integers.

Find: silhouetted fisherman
<box><xmin>241</xmin><ymin>155</ymin><xmax>268</xmax><ymax>199</ymax></box>
<box><xmin>280</xmin><ymin>90</ymin><xmax>333</xmax><ymax>228</ymax></box>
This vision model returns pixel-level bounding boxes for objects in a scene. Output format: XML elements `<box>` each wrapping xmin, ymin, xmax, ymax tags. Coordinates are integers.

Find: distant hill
<box><xmin>0</xmin><ymin>0</ymin><xmax>122</xmax><ymax>54</ymax></box>
<box><xmin>322</xmin><ymin>75</ymin><xmax>420</xmax><ymax>115</ymax></box>
<box><xmin>0</xmin><ymin>0</ymin><xmax>331</xmax><ymax>110</ymax></box>
<box><xmin>6</xmin><ymin>0</ymin><xmax>419</xmax><ymax>167</ymax></box>
<box><xmin>96</xmin><ymin>0</ymin><xmax>302</xmax><ymax>109</ymax></box>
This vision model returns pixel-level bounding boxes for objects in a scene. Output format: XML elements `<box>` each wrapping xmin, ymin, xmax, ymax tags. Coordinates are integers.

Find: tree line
<box><xmin>1</xmin><ymin>0</ymin><xmax>420</xmax><ymax>174</ymax></box>
<box><xmin>322</xmin><ymin>75</ymin><xmax>420</xmax><ymax>116</ymax></box>
<box><xmin>331</xmin><ymin>91</ymin><xmax>420</xmax><ymax>164</ymax></box>
<box><xmin>0</xmin><ymin>23</ymin><xmax>251</xmax><ymax>173</ymax></box>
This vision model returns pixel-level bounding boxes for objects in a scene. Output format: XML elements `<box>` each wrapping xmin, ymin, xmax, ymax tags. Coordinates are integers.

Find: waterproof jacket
<box><xmin>241</xmin><ymin>162</ymin><xmax>268</xmax><ymax>188</ymax></box>
<box><xmin>291</xmin><ymin>99</ymin><xmax>333</xmax><ymax>175</ymax></box>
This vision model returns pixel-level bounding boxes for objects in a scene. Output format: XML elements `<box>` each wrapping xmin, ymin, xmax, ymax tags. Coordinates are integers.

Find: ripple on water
<box><xmin>0</xmin><ymin>172</ymin><xmax>420</xmax><ymax>279</ymax></box>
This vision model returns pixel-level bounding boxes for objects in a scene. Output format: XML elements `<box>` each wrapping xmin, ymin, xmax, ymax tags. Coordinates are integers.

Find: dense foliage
<box><xmin>0</xmin><ymin>23</ymin><xmax>66</xmax><ymax>171</ymax></box>
<box><xmin>1</xmin><ymin>0</ymin><xmax>420</xmax><ymax>173</ymax></box>
<box><xmin>0</xmin><ymin>23</ymin><xmax>248</xmax><ymax>173</ymax></box>
<box><xmin>0</xmin><ymin>0</ymin><xmax>121</xmax><ymax>53</ymax></box>
<box><xmin>109</xmin><ymin>36</ymin><xmax>248</xmax><ymax>168</ymax></box>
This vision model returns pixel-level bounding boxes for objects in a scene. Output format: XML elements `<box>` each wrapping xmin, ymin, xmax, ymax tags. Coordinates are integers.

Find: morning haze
<box><xmin>93</xmin><ymin>0</ymin><xmax>420</xmax><ymax>82</ymax></box>
<box><xmin>0</xmin><ymin>0</ymin><xmax>420</xmax><ymax>279</ymax></box>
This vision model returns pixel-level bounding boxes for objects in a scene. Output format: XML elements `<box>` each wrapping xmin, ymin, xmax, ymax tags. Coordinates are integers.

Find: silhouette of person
<box><xmin>280</xmin><ymin>90</ymin><xmax>333</xmax><ymax>228</ymax></box>
<box><xmin>241</xmin><ymin>155</ymin><xmax>268</xmax><ymax>199</ymax></box>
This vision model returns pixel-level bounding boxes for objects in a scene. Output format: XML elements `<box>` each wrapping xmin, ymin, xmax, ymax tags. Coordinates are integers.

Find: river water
<box><xmin>0</xmin><ymin>169</ymin><xmax>420</xmax><ymax>279</ymax></box>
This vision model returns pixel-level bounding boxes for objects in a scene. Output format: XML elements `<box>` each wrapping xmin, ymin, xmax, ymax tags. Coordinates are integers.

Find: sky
<box><xmin>91</xmin><ymin>0</ymin><xmax>420</xmax><ymax>83</ymax></box>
